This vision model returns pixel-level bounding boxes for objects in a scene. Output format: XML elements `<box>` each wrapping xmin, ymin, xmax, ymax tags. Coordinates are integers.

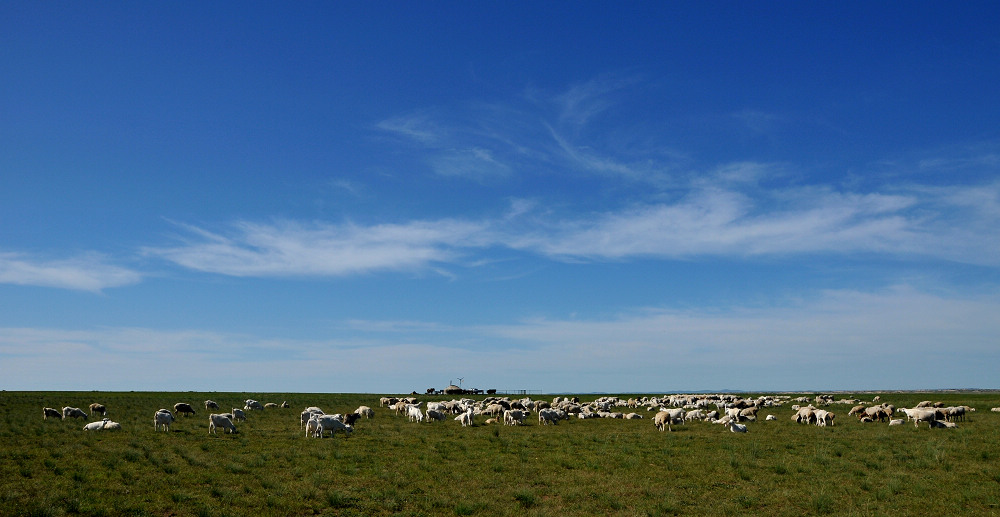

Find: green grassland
<box><xmin>2</xmin><ymin>391</ymin><xmax>999</xmax><ymax>516</ymax></box>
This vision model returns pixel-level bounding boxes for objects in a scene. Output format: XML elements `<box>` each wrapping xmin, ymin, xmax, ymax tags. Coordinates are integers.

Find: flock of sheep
<box><xmin>42</xmin><ymin>393</ymin><xmax>993</xmax><ymax>437</ymax></box>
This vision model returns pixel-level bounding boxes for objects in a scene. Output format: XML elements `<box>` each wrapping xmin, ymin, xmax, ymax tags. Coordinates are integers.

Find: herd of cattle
<box><xmin>42</xmin><ymin>393</ymin><xmax>996</xmax><ymax>436</ymax></box>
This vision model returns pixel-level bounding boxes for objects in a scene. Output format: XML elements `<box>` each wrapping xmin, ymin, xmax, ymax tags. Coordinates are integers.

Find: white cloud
<box><xmin>146</xmin><ymin>219</ymin><xmax>488</xmax><ymax>277</ymax></box>
<box><xmin>144</xmin><ymin>178</ymin><xmax>1000</xmax><ymax>280</ymax></box>
<box><xmin>0</xmin><ymin>252</ymin><xmax>141</xmax><ymax>292</ymax></box>
<box><xmin>503</xmin><ymin>183</ymin><xmax>1000</xmax><ymax>265</ymax></box>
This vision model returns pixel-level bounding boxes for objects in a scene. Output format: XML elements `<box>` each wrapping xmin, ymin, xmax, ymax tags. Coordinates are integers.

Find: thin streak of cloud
<box><xmin>0</xmin><ymin>252</ymin><xmax>141</xmax><ymax>292</ymax></box>
<box><xmin>146</xmin><ymin>219</ymin><xmax>488</xmax><ymax>277</ymax></box>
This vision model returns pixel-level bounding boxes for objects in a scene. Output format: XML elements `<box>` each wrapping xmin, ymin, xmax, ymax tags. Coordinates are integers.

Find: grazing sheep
<box><xmin>355</xmin><ymin>406</ymin><xmax>374</xmax><ymax>419</ymax></box>
<box><xmin>43</xmin><ymin>407</ymin><xmax>62</xmax><ymax>420</ymax></box>
<box><xmin>174</xmin><ymin>403</ymin><xmax>196</xmax><ymax>417</ymax></box>
<box><xmin>62</xmin><ymin>407</ymin><xmax>87</xmax><ymax>420</ymax></box>
<box><xmin>425</xmin><ymin>409</ymin><xmax>447</xmax><ymax>422</ymax></box>
<box><xmin>205</xmin><ymin>400</ymin><xmax>220</xmax><ymax>410</ymax></box>
<box><xmin>89</xmin><ymin>403</ymin><xmax>107</xmax><ymax>417</ymax></box>
<box><xmin>316</xmin><ymin>415</ymin><xmax>353</xmax><ymax>438</ymax></box>
<box><xmin>154</xmin><ymin>410</ymin><xmax>175</xmax><ymax>431</ymax></box>
<box><xmin>343</xmin><ymin>413</ymin><xmax>362</xmax><ymax>426</ymax></box>
<box><xmin>304</xmin><ymin>406</ymin><xmax>324</xmax><ymax>414</ymax></box>
<box><xmin>406</xmin><ymin>404</ymin><xmax>424</xmax><ymax>423</ymax></box>
<box><xmin>907</xmin><ymin>408</ymin><xmax>939</xmax><ymax>428</ymax></box>
<box><xmin>231</xmin><ymin>408</ymin><xmax>247</xmax><ymax>422</ymax></box>
<box><xmin>503</xmin><ymin>409</ymin><xmax>527</xmax><ymax>426</ymax></box>
<box><xmin>728</xmin><ymin>420</ymin><xmax>748</xmax><ymax>433</ymax></box>
<box><xmin>872</xmin><ymin>396</ymin><xmax>881</xmax><ymax>403</ymax></box>
<box><xmin>244</xmin><ymin>399</ymin><xmax>264</xmax><ymax>411</ymax></box>
<box><xmin>792</xmin><ymin>406</ymin><xmax>816</xmax><ymax>424</ymax></box>
<box><xmin>538</xmin><ymin>408</ymin><xmax>567</xmax><ymax>425</ymax></box>
<box><xmin>209</xmin><ymin>414</ymin><xmax>238</xmax><ymax>434</ymax></box>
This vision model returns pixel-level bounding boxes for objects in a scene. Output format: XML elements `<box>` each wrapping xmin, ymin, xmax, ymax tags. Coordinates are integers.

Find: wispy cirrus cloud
<box><xmin>146</xmin><ymin>219</ymin><xmax>489</xmax><ymax>277</ymax></box>
<box><xmin>506</xmin><ymin>182</ymin><xmax>1000</xmax><ymax>265</ymax></box>
<box><xmin>0</xmin><ymin>252</ymin><xmax>141</xmax><ymax>292</ymax></box>
<box><xmin>145</xmin><ymin>179</ymin><xmax>1000</xmax><ymax>280</ymax></box>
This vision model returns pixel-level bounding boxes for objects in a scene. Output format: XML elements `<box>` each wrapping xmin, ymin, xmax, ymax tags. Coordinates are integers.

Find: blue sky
<box><xmin>2</xmin><ymin>3</ymin><xmax>999</xmax><ymax>393</ymax></box>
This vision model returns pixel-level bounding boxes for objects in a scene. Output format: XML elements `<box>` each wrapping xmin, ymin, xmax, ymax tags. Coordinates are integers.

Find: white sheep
<box><xmin>209</xmin><ymin>413</ymin><xmax>238</xmax><ymax>434</ymax></box>
<box><xmin>888</xmin><ymin>419</ymin><xmax>904</xmax><ymax>426</ymax></box>
<box><xmin>102</xmin><ymin>420</ymin><xmax>121</xmax><ymax>430</ymax></box>
<box><xmin>83</xmin><ymin>420</ymin><xmax>108</xmax><ymax>431</ymax></box>
<box><xmin>906</xmin><ymin>408</ymin><xmax>939</xmax><ymax>428</ymax></box>
<box><xmin>305</xmin><ymin>416</ymin><xmax>323</xmax><ymax>438</ymax></box>
<box><xmin>231</xmin><ymin>408</ymin><xmax>247</xmax><ymax>422</ymax></box>
<box><xmin>154</xmin><ymin>409</ymin><xmax>175</xmax><ymax>431</ymax></box>
<box><xmin>931</xmin><ymin>420</ymin><xmax>957</xmax><ymax>429</ymax></box>
<box><xmin>205</xmin><ymin>400</ymin><xmax>220</xmax><ymax>410</ymax></box>
<box><xmin>456</xmin><ymin>408</ymin><xmax>474</xmax><ymax>427</ymax></box>
<box><xmin>406</xmin><ymin>404</ymin><xmax>424</xmax><ymax>423</ymax></box>
<box><xmin>316</xmin><ymin>415</ymin><xmax>353</xmax><ymax>438</ymax></box>
<box><xmin>503</xmin><ymin>409</ymin><xmax>527</xmax><ymax>426</ymax></box>
<box><xmin>244</xmin><ymin>399</ymin><xmax>264</xmax><ymax>411</ymax></box>
<box><xmin>538</xmin><ymin>408</ymin><xmax>566</xmax><ymax>425</ymax></box>
<box><xmin>355</xmin><ymin>406</ymin><xmax>374</xmax><ymax>419</ymax></box>
<box><xmin>728</xmin><ymin>420</ymin><xmax>748</xmax><ymax>433</ymax></box>
<box><xmin>765</xmin><ymin>414</ymin><xmax>776</xmax><ymax>421</ymax></box>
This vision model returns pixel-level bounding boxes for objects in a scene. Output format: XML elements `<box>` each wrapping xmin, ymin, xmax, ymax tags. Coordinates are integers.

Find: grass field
<box><xmin>2</xmin><ymin>391</ymin><xmax>999</xmax><ymax>516</ymax></box>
